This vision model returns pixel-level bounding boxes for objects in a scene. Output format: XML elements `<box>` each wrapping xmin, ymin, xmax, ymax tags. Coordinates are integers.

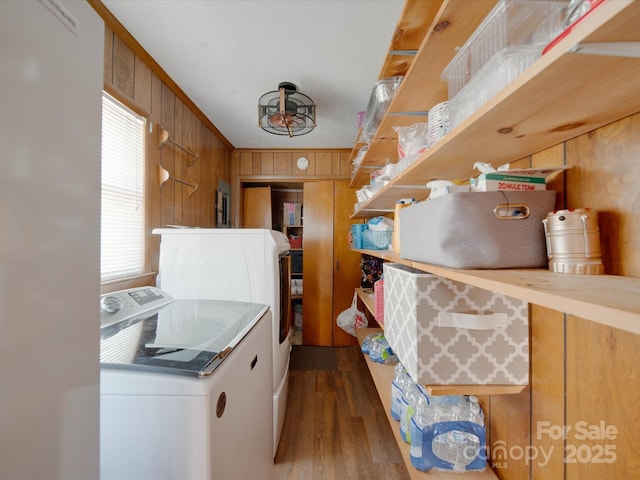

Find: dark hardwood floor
<box><xmin>273</xmin><ymin>346</ymin><xmax>410</xmax><ymax>480</ymax></box>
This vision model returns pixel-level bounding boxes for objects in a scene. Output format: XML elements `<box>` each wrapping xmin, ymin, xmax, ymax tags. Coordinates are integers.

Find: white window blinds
<box><xmin>100</xmin><ymin>93</ymin><xmax>146</xmax><ymax>282</ymax></box>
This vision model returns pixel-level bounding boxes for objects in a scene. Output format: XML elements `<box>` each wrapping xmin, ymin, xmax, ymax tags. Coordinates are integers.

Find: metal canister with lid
<box><xmin>542</xmin><ymin>208</ymin><xmax>604</xmax><ymax>274</ymax></box>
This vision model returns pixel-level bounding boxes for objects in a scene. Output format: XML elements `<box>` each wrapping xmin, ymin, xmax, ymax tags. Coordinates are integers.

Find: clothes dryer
<box><xmin>153</xmin><ymin>228</ymin><xmax>291</xmax><ymax>455</ymax></box>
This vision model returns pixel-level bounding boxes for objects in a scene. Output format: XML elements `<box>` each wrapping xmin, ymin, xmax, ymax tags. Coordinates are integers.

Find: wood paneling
<box><xmin>96</xmin><ymin>13</ymin><xmax>234</xmax><ymax>292</ymax></box>
<box><xmin>566</xmin><ymin>113</ymin><xmax>640</xmax><ymax>277</ymax></box>
<box><xmin>332</xmin><ymin>180</ymin><xmax>362</xmax><ymax>347</ymax></box>
<box><xmin>232</xmin><ymin>149</ymin><xmax>352</xmax><ymax>179</ymax></box>
<box><xmin>566</xmin><ymin>316</ymin><xmax>640</xmax><ymax>478</ymax></box>
<box><xmin>530</xmin><ymin>306</ymin><xmax>566</xmax><ymax>479</ymax></box>
<box><xmin>231</xmin><ymin>148</ymin><xmax>352</xmax><ymax>227</ymax></box>
<box><xmin>485</xmin><ymin>111</ymin><xmax>640</xmax><ymax>479</ymax></box>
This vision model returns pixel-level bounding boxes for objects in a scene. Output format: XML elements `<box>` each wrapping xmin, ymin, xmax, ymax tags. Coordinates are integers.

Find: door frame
<box><xmin>234</xmin><ymin>174</ymin><xmax>349</xmax><ymax>227</ymax></box>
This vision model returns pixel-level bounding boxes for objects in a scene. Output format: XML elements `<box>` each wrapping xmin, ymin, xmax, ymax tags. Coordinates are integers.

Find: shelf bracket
<box><xmin>387</xmin><ymin>111</ymin><xmax>429</xmax><ymax>117</ymax></box>
<box><xmin>388</xmin><ymin>50</ymin><xmax>418</xmax><ymax>56</ymax></box>
<box><xmin>570</xmin><ymin>42</ymin><xmax>640</xmax><ymax>58</ymax></box>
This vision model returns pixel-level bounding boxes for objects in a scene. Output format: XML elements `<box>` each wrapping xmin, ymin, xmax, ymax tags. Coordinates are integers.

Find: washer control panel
<box><xmin>100</xmin><ymin>286</ymin><xmax>175</xmax><ymax>328</ymax></box>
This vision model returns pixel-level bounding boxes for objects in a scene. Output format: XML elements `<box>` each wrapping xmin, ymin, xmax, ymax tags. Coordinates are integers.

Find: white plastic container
<box><xmin>448</xmin><ymin>45</ymin><xmax>543</xmax><ymax>129</ymax></box>
<box><xmin>442</xmin><ymin>0</ymin><xmax>569</xmax><ymax>99</ymax></box>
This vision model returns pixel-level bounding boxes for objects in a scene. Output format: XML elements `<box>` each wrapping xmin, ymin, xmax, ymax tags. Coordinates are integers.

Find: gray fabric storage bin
<box><xmin>384</xmin><ymin>263</ymin><xmax>529</xmax><ymax>385</ymax></box>
<box><xmin>399</xmin><ymin>190</ymin><xmax>556</xmax><ymax>268</ymax></box>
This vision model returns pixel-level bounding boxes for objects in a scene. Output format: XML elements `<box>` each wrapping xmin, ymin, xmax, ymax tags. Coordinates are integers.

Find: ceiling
<box><xmin>102</xmin><ymin>0</ymin><xmax>407</xmax><ymax>150</ymax></box>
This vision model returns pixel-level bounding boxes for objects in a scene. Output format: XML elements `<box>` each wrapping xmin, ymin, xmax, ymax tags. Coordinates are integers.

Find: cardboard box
<box><xmin>383</xmin><ymin>263</ymin><xmax>529</xmax><ymax>386</ymax></box>
<box><xmin>283</xmin><ymin>203</ymin><xmax>302</xmax><ymax>226</ymax></box>
<box><xmin>470</xmin><ymin>166</ymin><xmax>568</xmax><ymax>192</ymax></box>
<box><xmin>471</xmin><ymin>173</ymin><xmax>546</xmax><ymax>191</ymax></box>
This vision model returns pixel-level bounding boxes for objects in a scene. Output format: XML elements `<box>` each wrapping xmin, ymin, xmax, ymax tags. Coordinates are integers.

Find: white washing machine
<box><xmin>153</xmin><ymin>228</ymin><xmax>291</xmax><ymax>456</ymax></box>
<box><xmin>100</xmin><ymin>287</ymin><xmax>273</xmax><ymax>480</ymax></box>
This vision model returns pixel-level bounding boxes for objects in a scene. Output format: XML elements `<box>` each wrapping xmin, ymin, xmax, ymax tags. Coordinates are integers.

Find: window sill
<box><xmin>100</xmin><ymin>272</ymin><xmax>157</xmax><ymax>294</ymax></box>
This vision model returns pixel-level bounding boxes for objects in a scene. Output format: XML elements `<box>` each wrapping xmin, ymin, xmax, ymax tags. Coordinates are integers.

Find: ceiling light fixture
<box><xmin>258</xmin><ymin>82</ymin><xmax>316</xmax><ymax>137</ymax></box>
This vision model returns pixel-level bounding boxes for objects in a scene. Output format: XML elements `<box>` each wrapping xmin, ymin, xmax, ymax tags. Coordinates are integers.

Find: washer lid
<box><xmin>100</xmin><ymin>299</ymin><xmax>268</xmax><ymax>377</ymax></box>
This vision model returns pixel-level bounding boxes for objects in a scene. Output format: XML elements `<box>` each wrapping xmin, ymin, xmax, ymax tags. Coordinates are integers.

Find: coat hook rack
<box><xmin>156</xmin><ymin>125</ymin><xmax>199</xmax><ymax>166</ymax></box>
<box><xmin>158</xmin><ymin>165</ymin><xmax>199</xmax><ymax>197</ymax></box>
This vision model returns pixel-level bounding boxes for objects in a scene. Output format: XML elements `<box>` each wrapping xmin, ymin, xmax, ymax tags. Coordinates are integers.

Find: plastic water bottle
<box><xmin>399</xmin><ymin>381</ymin><xmax>424</xmax><ymax>443</ymax></box>
<box><xmin>390</xmin><ymin>363</ymin><xmax>409</xmax><ymax>421</ymax></box>
<box><xmin>466</xmin><ymin>395</ymin><xmax>484</xmax><ymax>423</ymax></box>
<box><xmin>409</xmin><ymin>394</ymin><xmax>435</xmax><ymax>469</ymax></box>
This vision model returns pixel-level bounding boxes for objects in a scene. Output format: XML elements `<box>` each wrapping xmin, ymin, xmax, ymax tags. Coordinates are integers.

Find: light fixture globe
<box><xmin>258</xmin><ymin>82</ymin><xmax>316</xmax><ymax>137</ymax></box>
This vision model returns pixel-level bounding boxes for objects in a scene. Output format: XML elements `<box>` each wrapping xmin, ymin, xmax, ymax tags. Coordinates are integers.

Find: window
<box><xmin>100</xmin><ymin>93</ymin><xmax>146</xmax><ymax>282</ymax></box>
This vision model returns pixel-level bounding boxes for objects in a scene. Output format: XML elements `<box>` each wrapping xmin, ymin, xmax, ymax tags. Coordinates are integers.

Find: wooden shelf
<box><xmin>355</xmin><ymin>249</ymin><xmax>640</xmax><ymax>336</ymax></box>
<box><xmin>350</xmin><ymin>0</ymin><xmax>495</xmax><ymax>187</ymax></box>
<box><xmin>355</xmin><ymin>328</ymin><xmax>498</xmax><ymax>480</ymax></box>
<box><xmin>350</xmin><ymin>0</ymin><xmax>640</xmax><ymax>201</ymax></box>
<box><xmin>356</xmin><ymin>287</ymin><xmax>376</xmax><ymax>317</ymax></box>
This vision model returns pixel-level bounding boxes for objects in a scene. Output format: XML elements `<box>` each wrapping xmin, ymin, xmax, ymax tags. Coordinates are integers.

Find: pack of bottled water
<box><xmin>390</xmin><ymin>363</ymin><xmax>487</xmax><ymax>472</ymax></box>
<box><xmin>410</xmin><ymin>394</ymin><xmax>486</xmax><ymax>472</ymax></box>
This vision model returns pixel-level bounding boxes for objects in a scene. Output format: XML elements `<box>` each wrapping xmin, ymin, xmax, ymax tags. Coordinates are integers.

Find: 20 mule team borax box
<box><xmin>472</xmin><ymin>172</ymin><xmax>546</xmax><ymax>191</ymax></box>
<box><xmin>470</xmin><ymin>166</ymin><xmax>568</xmax><ymax>192</ymax></box>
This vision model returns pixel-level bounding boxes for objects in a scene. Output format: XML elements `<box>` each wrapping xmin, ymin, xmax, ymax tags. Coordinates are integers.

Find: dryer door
<box><xmin>279</xmin><ymin>253</ymin><xmax>292</xmax><ymax>344</ymax></box>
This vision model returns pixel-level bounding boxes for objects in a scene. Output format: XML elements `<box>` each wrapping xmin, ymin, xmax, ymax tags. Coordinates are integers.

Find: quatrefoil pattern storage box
<box><xmin>384</xmin><ymin>263</ymin><xmax>529</xmax><ymax>386</ymax></box>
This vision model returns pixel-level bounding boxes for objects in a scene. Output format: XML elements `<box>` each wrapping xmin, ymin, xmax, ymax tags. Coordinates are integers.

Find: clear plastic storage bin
<box><xmin>360</xmin><ymin>76</ymin><xmax>403</xmax><ymax>143</ymax></box>
<box><xmin>448</xmin><ymin>45</ymin><xmax>542</xmax><ymax>129</ymax></box>
<box><xmin>441</xmin><ymin>0</ymin><xmax>569</xmax><ymax>99</ymax></box>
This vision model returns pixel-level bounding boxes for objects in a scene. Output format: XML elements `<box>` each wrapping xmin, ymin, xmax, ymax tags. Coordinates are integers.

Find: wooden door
<box><xmin>332</xmin><ymin>180</ymin><xmax>361</xmax><ymax>346</ymax></box>
<box><xmin>242</xmin><ymin>186</ymin><xmax>272</xmax><ymax>228</ymax></box>
<box><xmin>302</xmin><ymin>181</ymin><xmax>334</xmax><ymax>346</ymax></box>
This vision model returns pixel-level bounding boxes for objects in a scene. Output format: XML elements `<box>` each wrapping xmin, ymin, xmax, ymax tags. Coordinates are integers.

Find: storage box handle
<box><xmin>437</xmin><ymin>312</ymin><xmax>508</xmax><ymax>330</ymax></box>
<box><xmin>493</xmin><ymin>203</ymin><xmax>530</xmax><ymax>220</ymax></box>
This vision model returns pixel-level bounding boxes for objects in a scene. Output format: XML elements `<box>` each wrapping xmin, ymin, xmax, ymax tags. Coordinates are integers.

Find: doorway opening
<box><xmin>241</xmin><ymin>180</ymin><xmax>304</xmax><ymax>345</ymax></box>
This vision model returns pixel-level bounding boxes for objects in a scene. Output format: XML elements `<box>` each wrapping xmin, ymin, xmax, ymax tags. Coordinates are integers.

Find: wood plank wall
<box><xmin>97</xmin><ymin>6</ymin><xmax>233</xmax><ymax>290</ymax></box>
<box><xmin>231</xmin><ymin>149</ymin><xmax>352</xmax><ymax>227</ymax></box>
<box><xmin>485</xmin><ymin>113</ymin><xmax>640</xmax><ymax>480</ymax></box>
<box><xmin>232</xmin><ymin>149</ymin><xmax>352</xmax><ymax>177</ymax></box>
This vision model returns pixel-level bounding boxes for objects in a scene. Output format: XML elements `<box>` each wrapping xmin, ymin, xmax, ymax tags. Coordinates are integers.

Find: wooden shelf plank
<box><xmin>351</xmin><ymin>184</ymin><xmax>429</xmax><ymax>219</ymax></box>
<box><xmin>356</xmin><ymin>287</ymin><xmax>376</xmax><ymax>318</ymax></box>
<box><xmin>377</xmin><ymin>0</ymin><xmax>443</xmax><ymax>79</ymax></box>
<box><xmin>355</xmin><ymin>328</ymin><xmax>498</xmax><ymax>480</ymax></box>
<box><xmin>393</xmin><ymin>0</ymin><xmax>640</xmax><ymax>188</ymax></box>
<box><xmin>387</xmin><ymin>0</ymin><xmax>499</xmax><ymax>115</ymax></box>
<box><xmin>352</xmin><ymin>0</ymin><xmax>640</xmax><ymax>203</ymax></box>
<box><xmin>350</xmin><ymin>0</ymin><xmax>499</xmax><ymax>187</ymax></box>
<box><xmin>354</xmin><ymin>249</ymin><xmax>640</xmax><ymax>335</ymax></box>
